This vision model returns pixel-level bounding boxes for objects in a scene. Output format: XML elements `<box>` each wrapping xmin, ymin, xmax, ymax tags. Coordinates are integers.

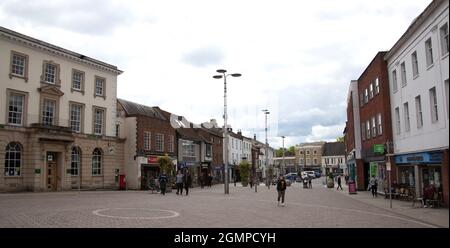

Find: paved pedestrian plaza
<box><xmin>0</xmin><ymin>179</ymin><xmax>447</xmax><ymax>228</ymax></box>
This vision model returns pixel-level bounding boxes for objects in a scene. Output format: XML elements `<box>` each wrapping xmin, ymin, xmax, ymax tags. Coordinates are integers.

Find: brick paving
<box><xmin>0</xmin><ymin>179</ymin><xmax>447</xmax><ymax>228</ymax></box>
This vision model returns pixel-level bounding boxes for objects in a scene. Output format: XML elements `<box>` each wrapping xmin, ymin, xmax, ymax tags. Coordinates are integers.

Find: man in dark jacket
<box><xmin>184</xmin><ymin>171</ymin><xmax>192</xmax><ymax>196</ymax></box>
<box><xmin>159</xmin><ymin>173</ymin><xmax>168</xmax><ymax>195</ymax></box>
<box><xmin>277</xmin><ymin>175</ymin><xmax>287</xmax><ymax>206</ymax></box>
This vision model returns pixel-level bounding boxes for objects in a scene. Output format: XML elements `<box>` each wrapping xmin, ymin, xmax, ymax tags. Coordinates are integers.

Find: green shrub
<box><xmin>239</xmin><ymin>161</ymin><xmax>250</xmax><ymax>186</ymax></box>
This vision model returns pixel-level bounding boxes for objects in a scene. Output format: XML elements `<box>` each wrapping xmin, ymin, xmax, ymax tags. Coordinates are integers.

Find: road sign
<box><xmin>386</xmin><ymin>162</ymin><xmax>391</xmax><ymax>171</ymax></box>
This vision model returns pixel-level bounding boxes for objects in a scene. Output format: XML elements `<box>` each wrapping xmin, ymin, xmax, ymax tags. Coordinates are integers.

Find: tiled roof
<box><xmin>117</xmin><ymin>99</ymin><xmax>166</xmax><ymax>120</ymax></box>
<box><xmin>322</xmin><ymin>142</ymin><xmax>345</xmax><ymax>156</ymax></box>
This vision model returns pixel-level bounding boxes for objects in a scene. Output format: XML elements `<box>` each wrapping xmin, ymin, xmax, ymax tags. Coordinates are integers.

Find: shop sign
<box><xmin>147</xmin><ymin>156</ymin><xmax>158</xmax><ymax>164</ymax></box>
<box><xmin>373</xmin><ymin>144</ymin><xmax>384</xmax><ymax>154</ymax></box>
<box><xmin>201</xmin><ymin>163</ymin><xmax>209</xmax><ymax>168</ymax></box>
<box><xmin>395</xmin><ymin>152</ymin><xmax>443</xmax><ymax>165</ymax></box>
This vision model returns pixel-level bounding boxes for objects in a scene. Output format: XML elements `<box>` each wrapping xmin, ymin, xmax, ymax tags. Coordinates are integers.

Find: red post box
<box><xmin>119</xmin><ymin>175</ymin><xmax>126</xmax><ymax>190</ymax></box>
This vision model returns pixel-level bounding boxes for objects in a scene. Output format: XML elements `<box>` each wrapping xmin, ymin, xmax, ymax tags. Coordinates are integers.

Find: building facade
<box><xmin>273</xmin><ymin>156</ymin><xmax>296</xmax><ymax>175</ymax></box>
<box><xmin>117</xmin><ymin>100</ymin><xmax>177</xmax><ymax>190</ymax></box>
<box><xmin>295</xmin><ymin>142</ymin><xmax>326</xmax><ymax>173</ymax></box>
<box><xmin>385</xmin><ymin>0</ymin><xmax>449</xmax><ymax>205</ymax></box>
<box><xmin>321</xmin><ymin>142</ymin><xmax>346</xmax><ymax>176</ymax></box>
<box><xmin>357</xmin><ymin>52</ymin><xmax>395</xmax><ymax>193</ymax></box>
<box><xmin>344</xmin><ymin>80</ymin><xmax>364</xmax><ymax>189</ymax></box>
<box><xmin>0</xmin><ymin>26</ymin><xmax>124</xmax><ymax>192</ymax></box>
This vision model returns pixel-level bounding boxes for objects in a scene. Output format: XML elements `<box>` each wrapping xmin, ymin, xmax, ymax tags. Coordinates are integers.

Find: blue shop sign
<box><xmin>395</xmin><ymin>151</ymin><xmax>443</xmax><ymax>165</ymax></box>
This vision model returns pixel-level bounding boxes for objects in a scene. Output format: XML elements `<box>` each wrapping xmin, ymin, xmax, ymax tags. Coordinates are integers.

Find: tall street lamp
<box><xmin>281</xmin><ymin>136</ymin><xmax>285</xmax><ymax>175</ymax></box>
<box><xmin>262</xmin><ymin>109</ymin><xmax>270</xmax><ymax>188</ymax></box>
<box><xmin>213</xmin><ymin>69</ymin><xmax>241</xmax><ymax>195</ymax></box>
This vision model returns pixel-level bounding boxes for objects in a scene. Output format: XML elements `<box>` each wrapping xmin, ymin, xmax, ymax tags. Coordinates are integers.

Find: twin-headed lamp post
<box><xmin>213</xmin><ymin>69</ymin><xmax>241</xmax><ymax>195</ymax></box>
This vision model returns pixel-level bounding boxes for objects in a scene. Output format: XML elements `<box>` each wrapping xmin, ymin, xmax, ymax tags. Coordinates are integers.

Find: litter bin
<box><xmin>348</xmin><ymin>181</ymin><xmax>357</xmax><ymax>194</ymax></box>
<box><xmin>119</xmin><ymin>175</ymin><xmax>126</xmax><ymax>190</ymax></box>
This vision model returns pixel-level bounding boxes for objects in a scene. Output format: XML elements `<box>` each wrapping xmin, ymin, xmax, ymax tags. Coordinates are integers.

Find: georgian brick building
<box><xmin>117</xmin><ymin>99</ymin><xmax>177</xmax><ymax>190</ymax></box>
<box><xmin>356</xmin><ymin>52</ymin><xmax>395</xmax><ymax>192</ymax></box>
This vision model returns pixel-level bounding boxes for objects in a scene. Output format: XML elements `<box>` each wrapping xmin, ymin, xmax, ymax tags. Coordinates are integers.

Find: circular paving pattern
<box><xmin>92</xmin><ymin>208</ymin><xmax>180</xmax><ymax>220</ymax></box>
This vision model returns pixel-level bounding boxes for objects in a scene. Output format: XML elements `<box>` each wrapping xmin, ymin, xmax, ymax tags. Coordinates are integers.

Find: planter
<box><xmin>327</xmin><ymin>178</ymin><xmax>335</xmax><ymax>188</ymax></box>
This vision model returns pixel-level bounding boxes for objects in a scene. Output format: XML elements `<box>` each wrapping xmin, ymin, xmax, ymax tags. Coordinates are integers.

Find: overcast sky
<box><xmin>0</xmin><ymin>0</ymin><xmax>431</xmax><ymax>149</ymax></box>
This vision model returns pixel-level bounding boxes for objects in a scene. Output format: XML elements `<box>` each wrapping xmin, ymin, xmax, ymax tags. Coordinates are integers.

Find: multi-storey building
<box><xmin>385</xmin><ymin>0</ymin><xmax>449</xmax><ymax>205</ymax></box>
<box><xmin>321</xmin><ymin>142</ymin><xmax>346</xmax><ymax>176</ymax></box>
<box><xmin>273</xmin><ymin>156</ymin><xmax>296</xmax><ymax>175</ymax></box>
<box><xmin>356</xmin><ymin>52</ymin><xmax>394</xmax><ymax>192</ymax></box>
<box><xmin>0</xmin><ymin>26</ymin><xmax>124</xmax><ymax>192</ymax></box>
<box><xmin>117</xmin><ymin>99</ymin><xmax>177</xmax><ymax>190</ymax></box>
<box><xmin>295</xmin><ymin>142</ymin><xmax>325</xmax><ymax>173</ymax></box>
<box><xmin>344</xmin><ymin>80</ymin><xmax>364</xmax><ymax>188</ymax></box>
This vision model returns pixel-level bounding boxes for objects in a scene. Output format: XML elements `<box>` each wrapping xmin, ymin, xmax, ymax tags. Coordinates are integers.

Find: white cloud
<box><xmin>0</xmin><ymin>0</ymin><xmax>432</xmax><ymax>149</ymax></box>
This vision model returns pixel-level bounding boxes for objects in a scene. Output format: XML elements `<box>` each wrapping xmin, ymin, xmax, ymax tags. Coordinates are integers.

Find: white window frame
<box><xmin>429</xmin><ymin>87</ymin><xmax>439</xmax><ymax>123</ymax></box>
<box><xmin>156</xmin><ymin>133</ymin><xmax>164</xmax><ymax>152</ymax></box>
<box><xmin>70</xmin><ymin>103</ymin><xmax>82</xmax><ymax>133</ymax></box>
<box><xmin>415</xmin><ymin>95</ymin><xmax>423</xmax><ymax>128</ymax></box>
<box><xmin>425</xmin><ymin>38</ymin><xmax>434</xmax><ymax>68</ymax></box>
<box><xmin>366</xmin><ymin>120</ymin><xmax>371</xmax><ymax>139</ymax></box>
<box><xmin>369</xmin><ymin>83</ymin><xmax>374</xmax><ymax>99</ymax></box>
<box><xmin>42</xmin><ymin>99</ymin><xmax>56</xmax><ymax>126</ymax></box>
<box><xmin>400</xmin><ymin>62</ymin><xmax>407</xmax><ymax>87</ymax></box>
<box><xmin>364</xmin><ymin>88</ymin><xmax>369</xmax><ymax>103</ymax></box>
<box><xmin>404</xmin><ymin>102</ymin><xmax>410</xmax><ymax>132</ymax></box>
<box><xmin>392</xmin><ymin>70</ymin><xmax>398</xmax><ymax>92</ymax></box>
<box><xmin>168</xmin><ymin>135</ymin><xmax>174</xmax><ymax>152</ymax></box>
<box><xmin>375</xmin><ymin>78</ymin><xmax>380</xmax><ymax>95</ymax></box>
<box><xmin>71</xmin><ymin>146</ymin><xmax>81</xmax><ymax>176</ymax></box>
<box><xmin>144</xmin><ymin>131</ymin><xmax>151</xmax><ymax>150</ymax></box>
<box><xmin>44</xmin><ymin>63</ymin><xmax>57</xmax><ymax>84</ymax></box>
<box><xmin>72</xmin><ymin>70</ymin><xmax>84</xmax><ymax>91</ymax></box>
<box><xmin>4</xmin><ymin>142</ymin><xmax>22</xmax><ymax>176</ymax></box>
<box><xmin>395</xmin><ymin>107</ymin><xmax>401</xmax><ymax>135</ymax></box>
<box><xmin>440</xmin><ymin>23</ymin><xmax>449</xmax><ymax>56</ymax></box>
<box><xmin>371</xmin><ymin>116</ymin><xmax>376</xmax><ymax>137</ymax></box>
<box><xmin>377</xmin><ymin>113</ymin><xmax>382</xmax><ymax>135</ymax></box>
<box><xmin>11</xmin><ymin>52</ymin><xmax>27</xmax><ymax>77</ymax></box>
<box><xmin>92</xmin><ymin>148</ymin><xmax>102</xmax><ymax>176</ymax></box>
<box><xmin>182</xmin><ymin>140</ymin><xmax>195</xmax><ymax>158</ymax></box>
<box><xmin>93</xmin><ymin>107</ymin><xmax>105</xmax><ymax>135</ymax></box>
<box><xmin>411</xmin><ymin>51</ymin><xmax>419</xmax><ymax>78</ymax></box>
<box><xmin>8</xmin><ymin>93</ymin><xmax>25</xmax><ymax>126</ymax></box>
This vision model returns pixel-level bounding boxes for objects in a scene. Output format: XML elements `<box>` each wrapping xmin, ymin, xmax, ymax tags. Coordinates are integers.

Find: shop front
<box><xmin>140</xmin><ymin>155</ymin><xmax>159</xmax><ymax>190</ymax></box>
<box><xmin>395</xmin><ymin>151</ymin><xmax>443</xmax><ymax>198</ymax></box>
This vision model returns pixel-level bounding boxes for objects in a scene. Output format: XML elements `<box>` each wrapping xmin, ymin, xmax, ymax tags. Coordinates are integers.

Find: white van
<box><xmin>301</xmin><ymin>171</ymin><xmax>316</xmax><ymax>179</ymax></box>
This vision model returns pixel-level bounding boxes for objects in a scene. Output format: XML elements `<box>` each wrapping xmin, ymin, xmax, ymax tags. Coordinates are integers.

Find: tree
<box><xmin>288</xmin><ymin>146</ymin><xmax>295</xmax><ymax>156</ymax></box>
<box><xmin>158</xmin><ymin>155</ymin><xmax>175</xmax><ymax>191</ymax></box>
<box><xmin>239</xmin><ymin>161</ymin><xmax>250</xmax><ymax>186</ymax></box>
<box><xmin>336</xmin><ymin>136</ymin><xmax>344</xmax><ymax>142</ymax></box>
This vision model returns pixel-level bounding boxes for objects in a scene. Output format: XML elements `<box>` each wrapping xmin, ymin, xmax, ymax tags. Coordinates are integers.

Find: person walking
<box><xmin>308</xmin><ymin>177</ymin><xmax>312</xmax><ymax>189</ymax></box>
<box><xmin>183</xmin><ymin>170</ymin><xmax>192</xmax><ymax>196</ymax></box>
<box><xmin>159</xmin><ymin>172</ymin><xmax>168</xmax><ymax>195</ymax></box>
<box><xmin>277</xmin><ymin>175</ymin><xmax>287</xmax><ymax>206</ymax></box>
<box><xmin>208</xmin><ymin>173</ymin><xmax>213</xmax><ymax>187</ymax></box>
<box><xmin>198</xmin><ymin>175</ymin><xmax>203</xmax><ymax>189</ymax></box>
<box><xmin>175</xmin><ymin>170</ymin><xmax>184</xmax><ymax>195</ymax></box>
<box><xmin>336</xmin><ymin>176</ymin><xmax>343</xmax><ymax>190</ymax></box>
<box><xmin>369</xmin><ymin>176</ymin><xmax>378</xmax><ymax>197</ymax></box>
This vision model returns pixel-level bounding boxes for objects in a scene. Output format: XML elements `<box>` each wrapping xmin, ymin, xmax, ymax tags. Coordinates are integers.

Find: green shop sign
<box><xmin>373</xmin><ymin>144</ymin><xmax>384</xmax><ymax>154</ymax></box>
